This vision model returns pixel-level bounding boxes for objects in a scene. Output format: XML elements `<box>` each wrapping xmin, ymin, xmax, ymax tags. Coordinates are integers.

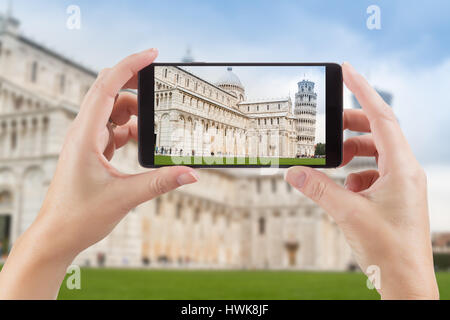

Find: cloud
<box><xmin>8</xmin><ymin>0</ymin><xmax>450</xmax><ymax>230</ymax></box>
<box><xmin>365</xmin><ymin>58</ymin><xmax>450</xmax><ymax>164</ymax></box>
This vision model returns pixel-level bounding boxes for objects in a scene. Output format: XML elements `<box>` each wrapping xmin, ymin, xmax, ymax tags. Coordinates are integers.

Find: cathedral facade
<box><xmin>154</xmin><ymin>66</ymin><xmax>317</xmax><ymax>159</ymax></box>
<box><xmin>0</xmin><ymin>14</ymin><xmax>353</xmax><ymax>270</ymax></box>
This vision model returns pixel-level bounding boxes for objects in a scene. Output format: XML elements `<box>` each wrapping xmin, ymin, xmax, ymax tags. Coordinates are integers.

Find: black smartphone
<box><xmin>138</xmin><ymin>63</ymin><xmax>342</xmax><ymax>168</ymax></box>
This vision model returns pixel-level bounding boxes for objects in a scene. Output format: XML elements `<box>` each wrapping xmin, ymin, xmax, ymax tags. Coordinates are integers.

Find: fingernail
<box><xmin>177</xmin><ymin>171</ymin><xmax>199</xmax><ymax>186</ymax></box>
<box><xmin>343</xmin><ymin>61</ymin><xmax>356</xmax><ymax>73</ymax></box>
<box><xmin>285</xmin><ymin>168</ymin><xmax>307</xmax><ymax>189</ymax></box>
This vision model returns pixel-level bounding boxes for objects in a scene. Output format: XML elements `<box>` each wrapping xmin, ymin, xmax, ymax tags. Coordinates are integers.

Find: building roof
<box><xmin>215</xmin><ymin>67</ymin><xmax>244</xmax><ymax>88</ymax></box>
<box><xmin>18</xmin><ymin>35</ymin><xmax>97</xmax><ymax>77</ymax></box>
<box><xmin>239</xmin><ymin>97</ymin><xmax>290</xmax><ymax>105</ymax></box>
<box><xmin>0</xmin><ymin>12</ymin><xmax>97</xmax><ymax>78</ymax></box>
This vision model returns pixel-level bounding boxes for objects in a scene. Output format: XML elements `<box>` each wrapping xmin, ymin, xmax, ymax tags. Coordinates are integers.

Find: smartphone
<box><xmin>138</xmin><ymin>63</ymin><xmax>342</xmax><ymax>168</ymax></box>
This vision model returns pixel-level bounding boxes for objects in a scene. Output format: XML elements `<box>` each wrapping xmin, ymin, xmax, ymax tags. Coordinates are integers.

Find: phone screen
<box><xmin>150</xmin><ymin>65</ymin><xmax>327</xmax><ymax>167</ymax></box>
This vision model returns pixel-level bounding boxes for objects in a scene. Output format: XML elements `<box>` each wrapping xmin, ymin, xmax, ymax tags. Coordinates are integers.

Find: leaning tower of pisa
<box><xmin>294</xmin><ymin>79</ymin><xmax>317</xmax><ymax>157</ymax></box>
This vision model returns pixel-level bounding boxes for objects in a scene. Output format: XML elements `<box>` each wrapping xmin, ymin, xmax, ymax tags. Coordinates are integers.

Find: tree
<box><xmin>315</xmin><ymin>143</ymin><xmax>326</xmax><ymax>156</ymax></box>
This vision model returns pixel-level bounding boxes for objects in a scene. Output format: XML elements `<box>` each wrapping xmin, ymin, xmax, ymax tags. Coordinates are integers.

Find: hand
<box><xmin>285</xmin><ymin>62</ymin><xmax>439</xmax><ymax>300</ymax></box>
<box><xmin>0</xmin><ymin>49</ymin><xmax>198</xmax><ymax>299</ymax></box>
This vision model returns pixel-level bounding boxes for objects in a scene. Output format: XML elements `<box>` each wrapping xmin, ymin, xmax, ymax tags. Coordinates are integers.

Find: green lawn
<box><xmin>154</xmin><ymin>155</ymin><xmax>326</xmax><ymax>166</ymax></box>
<box><xmin>56</xmin><ymin>269</ymin><xmax>450</xmax><ymax>300</ymax></box>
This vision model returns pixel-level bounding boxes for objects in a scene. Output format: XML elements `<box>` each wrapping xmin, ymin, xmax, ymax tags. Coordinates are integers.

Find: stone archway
<box><xmin>0</xmin><ymin>190</ymin><xmax>13</xmax><ymax>257</ymax></box>
<box><xmin>285</xmin><ymin>241</ymin><xmax>299</xmax><ymax>267</ymax></box>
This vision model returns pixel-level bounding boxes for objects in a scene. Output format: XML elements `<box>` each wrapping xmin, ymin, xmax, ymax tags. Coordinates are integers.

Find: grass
<box><xmin>154</xmin><ymin>155</ymin><xmax>326</xmax><ymax>166</ymax></box>
<box><xmin>56</xmin><ymin>269</ymin><xmax>449</xmax><ymax>300</ymax></box>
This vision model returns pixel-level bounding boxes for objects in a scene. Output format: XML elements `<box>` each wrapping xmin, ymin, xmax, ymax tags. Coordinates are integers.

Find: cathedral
<box><xmin>154</xmin><ymin>66</ymin><xmax>318</xmax><ymax>159</ymax></box>
<box><xmin>0</xmin><ymin>13</ymin><xmax>355</xmax><ymax>270</ymax></box>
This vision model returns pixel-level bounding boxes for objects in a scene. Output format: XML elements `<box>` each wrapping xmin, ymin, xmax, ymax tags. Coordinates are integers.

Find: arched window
<box><xmin>257</xmin><ymin>105</ymin><xmax>259</xmax><ymax>111</ymax></box>
<box><xmin>258</xmin><ymin>217</ymin><xmax>265</xmax><ymax>235</ymax></box>
<box><xmin>267</xmin><ymin>105</ymin><xmax>269</xmax><ymax>110</ymax></box>
<box><xmin>194</xmin><ymin>209</ymin><xmax>200</xmax><ymax>223</ymax></box>
<box><xmin>59</xmin><ymin>74</ymin><xmax>66</xmax><ymax>93</ymax></box>
<box><xmin>11</xmin><ymin>129</ymin><xmax>17</xmax><ymax>150</ymax></box>
<box><xmin>155</xmin><ymin>197</ymin><xmax>161</xmax><ymax>215</ymax></box>
<box><xmin>164</xmin><ymin>69</ymin><xmax>168</xmax><ymax>78</ymax></box>
<box><xmin>0</xmin><ymin>190</ymin><xmax>12</xmax><ymax>208</ymax></box>
<box><xmin>176</xmin><ymin>202</ymin><xmax>182</xmax><ymax>219</ymax></box>
<box><xmin>247</xmin><ymin>106</ymin><xmax>250</xmax><ymax>112</ymax></box>
<box><xmin>31</xmin><ymin>61</ymin><xmax>38</xmax><ymax>83</ymax></box>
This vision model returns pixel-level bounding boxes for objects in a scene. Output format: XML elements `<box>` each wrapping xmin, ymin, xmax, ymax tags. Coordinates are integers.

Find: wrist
<box><xmin>0</xmin><ymin>221</ymin><xmax>77</xmax><ymax>299</ymax></box>
<box><xmin>23</xmin><ymin>219</ymin><xmax>79</xmax><ymax>267</ymax></box>
<box><xmin>378</xmin><ymin>260</ymin><xmax>439</xmax><ymax>300</ymax></box>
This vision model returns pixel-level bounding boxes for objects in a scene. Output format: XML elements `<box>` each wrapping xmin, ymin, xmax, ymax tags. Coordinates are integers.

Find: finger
<box><xmin>110</xmin><ymin>92</ymin><xmax>138</xmax><ymax>126</ymax></box>
<box><xmin>342</xmin><ymin>62</ymin><xmax>414</xmax><ymax>170</ymax></box>
<box><xmin>285</xmin><ymin>166</ymin><xmax>366</xmax><ymax>224</ymax></box>
<box><xmin>113</xmin><ymin>118</ymin><xmax>138</xmax><ymax>149</ymax></box>
<box><xmin>343</xmin><ymin>109</ymin><xmax>370</xmax><ymax>132</ymax></box>
<box><xmin>342</xmin><ymin>62</ymin><xmax>396</xmax><ymax>123</ymax></box>
<box><xmin>344</xmin><ymin>170</ymin><xmax>380</xmax><ymax>193</ymax></box>
<box><xmin>79</xmin><ymin>48</ymin><xmax>157</xmax><ymax>137</ymax></box>
<box><xmin>116</xmin><ymin>167</ymin><xmax>199</xmax><ymax>209</ymax></box>
<box><xmin>341</xmin><ymin>134</ymin><xmax>377</xmax><ymax>167</ymax></box>
<box><xmin>103</xmin><ymin>123</ymin><xmax>116</xmax><ymax>161</ymax></box>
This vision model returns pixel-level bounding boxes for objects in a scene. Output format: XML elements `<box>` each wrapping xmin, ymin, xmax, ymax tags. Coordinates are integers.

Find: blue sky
<box><xmin>2</xmin><ymin>0</ymin><xmax>450</xmax><ymax>229</ymax></box>
<box><xmin>3</xmin><ymin>0</ymin><xmax>450</xmax><ymax>163</ymax></box>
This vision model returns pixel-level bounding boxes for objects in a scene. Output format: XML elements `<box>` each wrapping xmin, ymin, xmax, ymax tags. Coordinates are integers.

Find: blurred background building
<box><xmin>1</xmin><ymin>1</ymin><xmax>449</xmax><ymax>272</ymax></box>
<box><xmin>0</xmin><ymin>12</ymin><xmax>357</xmax><ymax>270</ymax></box>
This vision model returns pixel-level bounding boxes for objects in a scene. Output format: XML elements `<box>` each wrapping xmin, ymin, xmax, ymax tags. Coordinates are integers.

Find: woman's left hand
<box><xmin>0</xmin><ymin>49</ymin><xmax>199</xmax><ymax>299</ymax></box>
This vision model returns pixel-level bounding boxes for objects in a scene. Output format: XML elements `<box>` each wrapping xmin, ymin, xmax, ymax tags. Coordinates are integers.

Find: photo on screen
<box><xmin>153</xmin><ymin>65</ymin><xmax>326</xmax><ymax>166</ymax></box>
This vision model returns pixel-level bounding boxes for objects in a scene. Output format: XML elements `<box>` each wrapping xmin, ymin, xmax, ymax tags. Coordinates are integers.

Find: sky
<box><xmin>2</xmin><ymin>0</ymin><xmax>449</xmax><ymax>230</ymax></box>
<box><xmin>183</xmin><ymin>65</ymin><xmax>326</xmax><ymax>143</ymax></box>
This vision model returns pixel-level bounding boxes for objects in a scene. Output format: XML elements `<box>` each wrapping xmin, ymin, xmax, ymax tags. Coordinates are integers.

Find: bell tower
<box><xmin>294</xmin><ymin>79</ymin><xmax>317</xmax><ymax>157</ymax></box>
<box><xmin>0</xmin><ymin>0</ymin><xmax>19</xmax><ymax>35</ymax></box>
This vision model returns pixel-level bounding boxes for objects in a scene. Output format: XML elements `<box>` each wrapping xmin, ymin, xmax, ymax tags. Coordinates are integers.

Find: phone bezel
<box><xmin>138</xmin><ymin>62</ymin><xmax>342</xmax><ymax>168</ymax></box>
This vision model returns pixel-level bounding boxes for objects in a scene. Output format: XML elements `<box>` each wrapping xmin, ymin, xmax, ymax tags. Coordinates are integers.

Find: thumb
<box><xmin>285</xmin><ymin>166</ymin><xmax>363</xmax><ymax>223</ymax></box>
<box><xmin>117</xmin><ymin>166</ymin><xmax>199</xmax><ymax>208</ymax></box>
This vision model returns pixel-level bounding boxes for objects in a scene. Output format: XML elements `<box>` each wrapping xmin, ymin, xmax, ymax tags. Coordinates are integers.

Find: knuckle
<box><xmin>381</xmin><ymin>107</ymin><xmax>397</xmax><ymax>122</ymax></box>
<box><xmin>395</xmin><ymin>164</ymin><xmax>427</xmax><ymax>187</ymax></box>
<box><xmin>93</xmin><ymin>77</ymin><xmax>107</xmax><ymax>93</ymax></box>
<box><xmin>335</xmin><ymin>207</ymin><xmax>358</xmax><ymax>226</ymax></box>
<box><xmin>148</xmin><ymin>176</ymin><xmax>171</xmax><ymax>196</ymax></box>
<box><xmin>98</xmin><ymin>68</ymin><xmax>111</xmax><ymax>78</ymax></box>
<box><xmin>309</xmin><ymin>180</ymin><xmax>328</xmax><ymax>203</ymax></box>
<box><xmin>411</xmin><ymin>166</ymin><xmax>427</xmax><ymax>184</ymax></box>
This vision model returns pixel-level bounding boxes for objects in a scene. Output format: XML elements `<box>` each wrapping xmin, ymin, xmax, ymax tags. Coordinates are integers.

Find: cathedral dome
<box><xmin>216</xmin><ymin>67</ymin><xmax>244</xmax><ymax>88</ymax></box>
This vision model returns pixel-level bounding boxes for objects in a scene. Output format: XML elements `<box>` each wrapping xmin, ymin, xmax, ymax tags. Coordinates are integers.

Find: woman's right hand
<box><xmin>285</xmin><ymin>62</ymin><xmax>439</xmax><ymax>299</ymax></box>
